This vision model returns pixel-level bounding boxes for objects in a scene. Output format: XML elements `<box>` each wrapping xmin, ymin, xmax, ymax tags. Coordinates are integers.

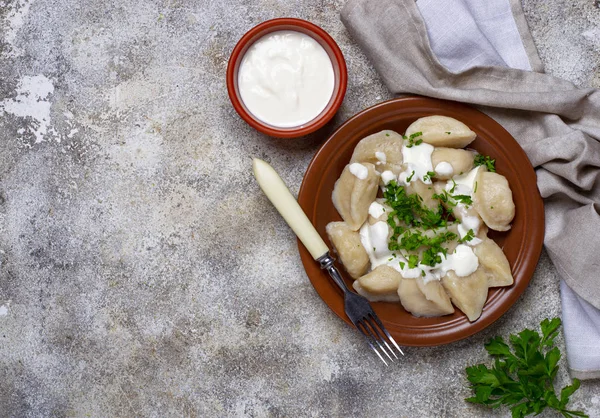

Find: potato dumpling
<box><xmin>405</xmin><ymin>179</ymin><xmax>439</xmax><ymax>212</ymax></box>
<box><xmin>326</xmin><ymin>222</ymin><xmax>370</xmax><ymax>280</ymax></box>
<box><xmin>397</xmin><ymin>277</ymin><xmax>454</xmax><ymax>317</ymax></box>
<box><xmin>473</xmin><ymin>171</ymin><xmax>515</xmax><ymax>231</ymax></box>
<box><xmin>405</xmin><ymin>116</ymin><xmax>476</xmax><ymax>148</ymax></box>
<box><xmin>350</xmin><ymin>130</ymin><xmax>404</xmax><ymax>167</ymax></box>
<box><xmin>442</xmin><ymin>269</ymin><xmax>488</xmax><ymax>322</ymax></box>
<box><xmin>473</xmin><ymin>236</ymin><xmax>514</xmax><ymax>287</ymax></box>
<box><xmin>431</xmin><ymin>148</ymin><xmax>475</xmax><ymax>180</ymax></box>
<box><xmin>332</xmin><ymin>163</ymin><xmax>379</xmax><ymax>230</ymax></box>
<box><xmin>357</xmin><ymin>265</ymin><xmax>402</xmax><ymax>297</ymax></box>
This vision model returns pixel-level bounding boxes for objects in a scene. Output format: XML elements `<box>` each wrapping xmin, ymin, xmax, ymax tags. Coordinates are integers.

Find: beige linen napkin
<box><xmin>341</xmin><ymin>0</ymin><xmax>600</xmax><ymax>378</ymax></box>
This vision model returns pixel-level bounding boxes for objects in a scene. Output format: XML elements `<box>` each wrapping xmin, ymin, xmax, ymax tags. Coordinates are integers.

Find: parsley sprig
<box><xmin>465</xmin><ymin>318</ymin><xmax>587</xmax><ymax>418</ymax></box>
<box><xmin>474</xmin><ymin>154</ymin><xmax>496</xmax><ymax>172</ymax></box>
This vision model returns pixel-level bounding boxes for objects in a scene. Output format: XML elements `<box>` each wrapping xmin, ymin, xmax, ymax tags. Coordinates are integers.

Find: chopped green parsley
<box><xmin>474</xmin><ymin>154</ymin><xmax>496</xmax><ymax>172</ymax></box>
<box><xmin>405</xmin><ymin>131</ymin><xmax>424</xmax><ymax>148</ymax></box>
<box><xmin>458</xmin><ymin>229</ymin><xmax>475</xmax><ymax>243</ymax></box>
<box><xmin>423</xmin><ymin>171</ymin><xmax>436</xmax><ymax>182</ymax></box>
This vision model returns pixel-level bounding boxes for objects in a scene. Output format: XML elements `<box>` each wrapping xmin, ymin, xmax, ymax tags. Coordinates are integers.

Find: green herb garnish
<box><xmin>458</xmin><ymin>229</ymin><xmax>475</xmax><ymax>243</ymax></box>
<box><xmin>432</xmin><ymin>190</ymin><xmax>457</xmax><ymax>207</ymax></box>
<box><xmin>423</xmin><ymin>171</ymin><xmax>436</xmax><ymax>182</ymax></box>
<box><xmin>419</xmin><ymin>231</ymin><xmax>457</xmax><ymax>266</ymax></box>
<box><xmin>474</xmin><ymin>154</ymin><xmax>496</xmax><ymax>172</ymax></box>
<box><xmin>384</xmin><ymin>181</ymin><xmax>446</xmax><ymax>236</ymax></box>
<box><xmin>465</xmin><ymin>318</ymin><xmax>587</xmax><ymax>418</ymax></box>
<box><xmin>407</xmin><ymin>254</ymin><xmax>419</xmax><ymax>269</ymax></box>
<box><xmin>449</xmin><ymin>179</ymin><xmax>457</xmax><ymax>193</ymax></box>
<box><xmin>405</xmin><ymin>132</ymin><xmax>424</xmax><ymax>148</ymax></box>
<box><xmin>406</xmin><ymin>171</ymin><xmax>416</xmax><ymax>183</ymax></box>
<box><xmin>452</xmin><ymin>194</ymin><xmax>473</xmax><ymax>205</ymax></box>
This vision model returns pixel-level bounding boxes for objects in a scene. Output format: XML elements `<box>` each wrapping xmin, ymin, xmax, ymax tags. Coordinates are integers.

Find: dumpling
<box><xmin>353</xmin><ymin>266</ymin><xmax>402</xmax><ymax>302</ymax></box>
<box><xmin>326</xmin><ymin>222</ymin><xmax>370</xmax><ymax>280</ymax></box>
<box><xmin>405</xmin><ymin>116</ymin><xmax>476</xmax><ymax>148</ymax></box>
<box><xmin>473</xmin><ymin>172</ymin><xmax>515</xmax><ymax>231</ymax></box>
<box><xmin>397</xmin><ymin>277</ymin><xmax>454</xmax><ymax>317</ymax></box>
<box><xmin>473</xmin><ymin>236</ymin><xmax>514</xmax><ymax>287</ymax></box>
<box><xmin>332</xmin><ymin>163</ymin><xmax>379</xmax><ymax>230</ymax></box>
<box><xmin>431</xmin><ymin>148</ymin><xmax>475</xmax><ymax>180</ymax></box>
<box><xmin>441</xmin><ymin>269</ymin><xmax>488</xmax><ymax>322</ymax></box>
<box><xmin>350</xmin><ymin>130</ymin><xmax>404</xmax><ymax>168</ymax></box>
<box><xmin>405</xmin><ymin>179</ymin><xmax>440</xmax><ymax>212</ymax></box>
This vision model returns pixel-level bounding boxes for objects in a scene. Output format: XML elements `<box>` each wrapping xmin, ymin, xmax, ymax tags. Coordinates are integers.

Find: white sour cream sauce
<box><xmin>375</xmin><ymin>152</ymin><xmax>387</xmax><ymax>164</ymax></box>
<box><xmin>446</xmin><ymin>166</ymin><xmax>483</xmax><ymax>244</ymax></box>
<box><xmin>359</xmin><ymin>221</ymin><xmax>479</xmax><ymax>283</ymax></box>
<box><xmin>381</xmin><ymin>170</ymin><xmax>396</xmax><ymax>185</ymax></box>
<box><xmin>368</xmin><ymin>201</ymin><xmax>386</xmax><ymax>219</ymax></box>
<box><xmin>435</xmin><ymin>161</ymin><xmax>454</xmax><ymax>177</ymax></box>
<box><xmin>237</xmin><ymin>31</ymin><xmax>335</xmax><ymax>128</ymax></box>
<box><xmin>349</xmin><ymin>163</ymin><xmax>368</xmax><ymax>180</ymax></box>
<box><xmin>399</xmin><ymin>142</ymin><xmax>435</xmax><ymax>185</ymax></box>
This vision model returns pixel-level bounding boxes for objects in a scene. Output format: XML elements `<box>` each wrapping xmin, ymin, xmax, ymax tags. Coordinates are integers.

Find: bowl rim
<box><xmin>297</xmin><ymin>95</ymin><xmax>545</xmax><ymax>346</ymax></box>
<box><xmin>226</xmin><ymin>18</ymin><xmax>348</xmax><ymax>138</ymax></box>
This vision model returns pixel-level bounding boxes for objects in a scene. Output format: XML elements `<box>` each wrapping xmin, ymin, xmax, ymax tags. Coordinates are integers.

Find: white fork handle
<box><xmin>252</xmin><ymin>158</ymin><xmax>329</xmax><ymax>260</ymax></box>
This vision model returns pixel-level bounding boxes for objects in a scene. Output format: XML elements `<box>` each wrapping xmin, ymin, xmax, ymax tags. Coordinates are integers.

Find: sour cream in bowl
<box><xmin>227</xmin><ymin>18</ymin><xmax>347</xmax><ymax>138</ymax></box>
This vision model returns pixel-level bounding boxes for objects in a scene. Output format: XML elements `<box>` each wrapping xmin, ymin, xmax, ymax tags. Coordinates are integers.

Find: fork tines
<box><xmin>356</xmin><ymin>314</ymin><xmax>404</xmax><ymax>365</ymax></box>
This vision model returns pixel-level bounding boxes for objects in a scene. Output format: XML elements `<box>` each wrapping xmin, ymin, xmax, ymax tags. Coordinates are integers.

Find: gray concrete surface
<box><xmin>0</xmin><ymin>0</ymin><xmax>599</xmax><ymax>417</ymax></box>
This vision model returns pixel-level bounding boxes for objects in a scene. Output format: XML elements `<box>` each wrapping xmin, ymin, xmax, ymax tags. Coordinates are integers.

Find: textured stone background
<box><xmin>1</xmin><ymin>0</ymin><xmax>599</xmax><ymax>417</ymax></box>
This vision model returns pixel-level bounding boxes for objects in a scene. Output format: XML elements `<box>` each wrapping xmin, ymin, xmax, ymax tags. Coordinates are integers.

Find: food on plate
<box><xmin>353</xmin><ymin>265</ymin><xmax>402</xmax><ymax>302</ymax></box>
<box><xmin>473</xmin><ymin>171</ymin><xmax>515</xmax><ymax>232</ymax></box>
<box><xmin>431</xmin><ymin>147</ymin><xmax>475</xmax><ymax>180</ymax></box>
<box><xmin>325</xmin><ymin>222</ymin><xmax>369</xmax><ymax>279</ymax></box>
<box><xmin>331</xmin><ymin>162</ymin><xmax>379</xmax><ymax>230</ymax></box>
<box><xmin>397</xmin><ymin>277</ymin><xmax>454</xmax><ymax>317</ymax></box>
<box><xmin>350</xmin><ymin>130</ymin><xmax>404</xmax><ymax>168</ymax></box>
<box><xmin>441</xmin><ymin>269</ymin><xmax>489</xmax><ymax>322</ymax></box>
<box><xmin>405</xmin><ymin>115</ymin><xmax>477</xmax><ymax>148</ymax></box>
<box><xmin>473</xmin><ymin>236</ymin><xmax>514</xmax><ymax>287</ymax></box>
<box><xmin>367</xmin><ymin>199</ymin><xmax>391</xmax><ymax>224</ymax></box>
<box><xmin>326</xmin><ymin>115</ymin><xmax>516</xmax><ymax>322</ymax></box>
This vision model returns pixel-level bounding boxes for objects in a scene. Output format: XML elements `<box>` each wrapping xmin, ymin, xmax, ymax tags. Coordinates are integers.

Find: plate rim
<box><xmin>297</xmin><ymin>95</ymin><xmax>545</xmax><ymax>347</ymax></box>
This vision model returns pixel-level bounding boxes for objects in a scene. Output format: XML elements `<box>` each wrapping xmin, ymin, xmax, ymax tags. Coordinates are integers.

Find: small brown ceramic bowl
<box><xmin>297</xmin><ymin>96</ymin><xmax>545</xmax><ymax>347</ymax></box>
<box><xmin>226</xmin><ymin>18</ymin><xmax>347</xmax><ymax>138</ymax></box>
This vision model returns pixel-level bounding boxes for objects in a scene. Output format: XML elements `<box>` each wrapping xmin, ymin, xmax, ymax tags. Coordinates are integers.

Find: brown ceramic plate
<box><xmin>297</xmin><ymin>96</ymin><xmax>544</xmax><ymax>346</ymax></box>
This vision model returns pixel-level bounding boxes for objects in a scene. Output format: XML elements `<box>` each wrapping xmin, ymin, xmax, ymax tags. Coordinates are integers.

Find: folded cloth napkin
<box><xmin>341</xmin><ymin>0</ymin><xmax>600</xmax><ymax>379</ymax></box>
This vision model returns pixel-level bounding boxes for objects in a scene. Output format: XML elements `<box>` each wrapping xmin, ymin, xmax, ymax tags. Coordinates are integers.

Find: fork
<box><xmin>317</xmin><ymin>253</ymin><xmax>404</xmax><ymax>364</ymax></box>
<box><xmin>253</xmin><ymin>158</ymin><xmax>404</xmax><ymax>364</ymax></box>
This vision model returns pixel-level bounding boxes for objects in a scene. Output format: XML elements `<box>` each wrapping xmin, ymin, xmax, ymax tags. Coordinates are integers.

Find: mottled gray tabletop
<box><xmin>1</xmin><ymin>0</ymin><xmax>599</xmax><ymax>417</ymax></box>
